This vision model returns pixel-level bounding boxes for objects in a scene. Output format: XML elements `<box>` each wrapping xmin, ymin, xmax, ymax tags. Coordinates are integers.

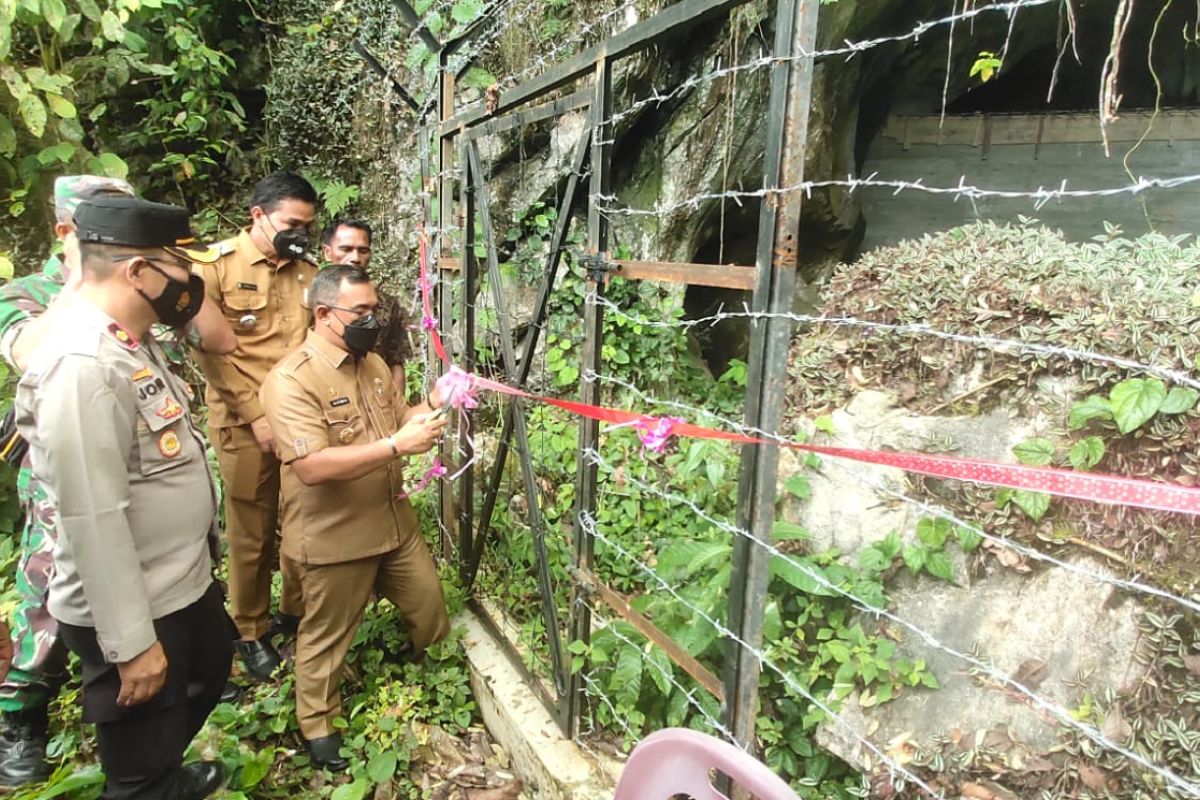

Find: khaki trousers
<box><xmin>294</xmin><ymin>533</ymin><xmax>450</xmax><ymax>739</ymax></box>
<box><xmin>214</xmin><ymin>424</ymin><xmax>304</xmax><ymax>640</ymax></box>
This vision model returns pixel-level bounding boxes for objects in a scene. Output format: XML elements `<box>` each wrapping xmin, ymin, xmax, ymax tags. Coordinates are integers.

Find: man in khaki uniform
<box><xmin>260</xmin><ymin>265</ymin><xmax>449</xmax><ymax>770</ymax></box>
<box><xmin>192</xmin><ymin>171</ymin><xmax>318</xmax><ymax>679</ymax></box>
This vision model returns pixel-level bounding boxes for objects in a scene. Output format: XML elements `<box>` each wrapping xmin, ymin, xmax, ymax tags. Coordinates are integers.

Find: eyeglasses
<box><xmin>322</xmin><ymin>303</ymin><xmax>378</xmax><ymax>320</ymax></box>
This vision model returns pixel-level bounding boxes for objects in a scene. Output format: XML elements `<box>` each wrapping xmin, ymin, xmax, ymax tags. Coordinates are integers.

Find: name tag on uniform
<box><xmin>137</xmin><ymin>377</ymin><xmax>168</xmax><ymax>401</ymax></box>
<box><xmin>237</xmin><ymin>282</ymin><xmax>258</xmax><ymax>290</ymax></box>
<box><xmin>330</xmin><ymin>397</ymin><xmax>350</xmax><ymax>407</ymax></box>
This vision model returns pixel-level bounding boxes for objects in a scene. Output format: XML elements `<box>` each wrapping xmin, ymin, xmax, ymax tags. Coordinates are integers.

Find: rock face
<box><xmin>779</xmin><ymin>389</ymin><xmax>1147</xmax><ymax>774</ymax></box>
<box><xmin>817</xmin><ymin>555</ymin><xmax>1144</xmax><ymax>772</ymax></box>
<box><xmin>779</xmin><ymin>390</ymin><xmax>1049</xmax><ymax>559</ymax></box>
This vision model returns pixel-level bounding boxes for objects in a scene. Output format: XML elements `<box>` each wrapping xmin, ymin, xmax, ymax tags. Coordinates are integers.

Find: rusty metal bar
<box><xmin>352</xmin><ymin>42</ymin><xmax>421</xmax><ymax>113</ymax></box>
<box><xmin>457</xmin><ymin>140</ymin><xmax>478</xmax><ymax>574</ymax></box>
<box><xmin>466</xmin><ymin>116</ymin><xmax>594</xmax><ymax>589</ymax></box>
<box><xmin>462</xmin><ymin>89</ymin><xmax>593</xmax><ymax>140</ymax></box>
<box><xmin>441</xmin><ymin>0</ymin><xmax>750</xmax><ymax>134</ymax></box>
<box><xmin>439</xmin><ymin>256</ymin><xmax>757</xmax><ymax>290</ymax></box>
<box><xmin>722</xmin><ymin>0</ymin><xmax>819</xmax><ymax>750</ymax></box>
<box><xmin>565</xmin><ymin>54</ymin><xmax>612</xmax><ymax>739</ymax></box>
<box><xmin>614</xmin><ymin>260</ymin><xmax>757</xmax><ymax>290</ymax></box>
<box><xmin>436</xmin><ymin>50</ymin><xmax>459</xmax><ymax>550</ymax></box>
<box><xmin>390</xmin><ymin>0</ymin><xmax>443</xmax><ymax>54</ymax></box>
<box><xmin>575</xmin><ymin>569</ymin><xmax>725</xmax><ymax>701</ymax></box>
<box><xmin>466</xmin><ymin>140</ymin><xmax>570</xmax><ymax>704</ymax></box>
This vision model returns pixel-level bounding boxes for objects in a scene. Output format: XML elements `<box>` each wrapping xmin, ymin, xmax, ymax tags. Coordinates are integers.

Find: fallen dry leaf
<box><xmin>1101</xmin><ymin>704</ymin><xmax>1133</xmax><ymax>741</ymax></box>
<box><xmin>1079</xmin><ymin>765</ymin><xmax>1108</xmax><ymax>791</ymax></box>
<box><xmin>1184</xmin><ymin>654</ymin><xmax>1200</xmax><ymax>679</ymax></box>
<box><xmin>960</xmin><ymin>783</ymin><xmax>997</xmax><ymax>800</ymax></box>
<box><xmin>466</xmin><ymin>780</ymin><xmax>523</xmax><ymax>800</ymax></box>
<box><xmin>1011</xmin><ymin>658</ymin><xmax>1051</xmax><ymax>691</ymax></box>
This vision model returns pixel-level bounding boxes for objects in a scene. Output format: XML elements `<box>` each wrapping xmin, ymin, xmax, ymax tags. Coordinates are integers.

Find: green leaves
<box><xmin>785</xmin><ymin>475</ymin><xmax>810</xmax><ymax>500</ymax></box>
<box><xmin>40</xmin><ymin>0</ymin><xmax>65</xmax><ymax>31</ymax></box>
<box><xmin>1068</xmin><ymin>436</ymin><xmax>1105</xmax><ymax>471</ymax></box>
<box><xmin>916</xmin><ymin>517</ymin><xmax>951</xmax><ymax>548</ymax></box>
<box><xmin>969</xmin><ymin>50</ymin><xmax>1003</xmax><ymax>82</ymax></box>
<box><xmin>1160</xmin><ymin>387</ymin><xmax>1199</xmax><ymax>415</ymax></box>
<box><xmin>1012</xmin><ymin>489</ymin><xmax>1050</xmax><ymax>521</ymax></box>
<box><xmin>100</xmin><ymin>8</ymin><xmax>124</xmax><ymax>41</ymax></box>
<box><xmin>449</xmin><ymin>0</ymin><xmax>482</xmax><ymax>24</ymax></box>
<box><xmin>366</xmin><ymin>751</ymin><xmax>398</xmax><ymax>784</ymax></box>
<box><xmin>18</xmin><ymin>93</ymin><xmax>46</xmax><ymax>137</ymax></box>
<box><xmin>89</xmin><ymin>151</ymin><xmax>128</xmax><ymax>178</ymax></box>
<box><xmin>237</xmin><ymin>752</ymin><xmax>271</xmax><ymax>788</ymax></box>
<box><xmin>1109</xmin><ymin>378</ymin><xmax>1166</xmax><ymax>434</ymax></box>
<box><xmin>1069</xmin><ymin>395</ymin><xmax>1113</xmax><ymax>430</ymax></box>
<box><xmin>0</xmin><ymin>116</ymin><xmax>15</xmax><ymax>157</ymax></box>
<box><xmin>460</xmin><ymin>66</ymin><xmax>495</xmax><ymax>89</ymax></box>
<box><xmin>1012</xmin><ymin>437</ymin><xmax>1053</xmax><ymax>466</ymax></box>
<box><xmin>330</xmin><ymin>779</ymin><xmax>369</xmax><ymax>800</ymax></box>
<box><xmin>77</xmin><ymin>0</ymin><xmax>102</xmax><ymax>20</ymax></box>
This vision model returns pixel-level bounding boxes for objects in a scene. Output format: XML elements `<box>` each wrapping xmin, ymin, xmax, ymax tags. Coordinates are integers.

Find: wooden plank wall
<box><xmin>858</xmin><ymin>111</ymin><xmax>1200</xmax><ymax>253</ymax></box>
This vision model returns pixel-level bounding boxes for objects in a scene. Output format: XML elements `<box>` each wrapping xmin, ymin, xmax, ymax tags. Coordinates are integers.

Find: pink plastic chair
<box><xmin>613</xmin><ymin>728</ymin><xmax>802</xmax><ymax>800</ymax></box>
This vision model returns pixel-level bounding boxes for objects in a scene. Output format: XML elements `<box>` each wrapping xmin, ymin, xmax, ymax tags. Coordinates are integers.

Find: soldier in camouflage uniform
<box><xmin>0</xmin><ymin>176</ymin><xmax>235</xmax><ymax>788</ymax></box>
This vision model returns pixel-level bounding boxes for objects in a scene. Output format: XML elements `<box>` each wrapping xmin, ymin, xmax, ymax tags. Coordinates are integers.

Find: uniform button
<box><xmin>108</xmin><ymin>650</ymin><xmax>119</xmax><ymax>660</ymax></box>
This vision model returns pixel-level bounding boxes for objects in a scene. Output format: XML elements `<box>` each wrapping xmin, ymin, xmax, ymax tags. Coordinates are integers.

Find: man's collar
<box><xmin>304</xmin><ymin>328</ymin><xmax>351</xmax><ymax>368</ymax></box>
<box><xmin>237</xmin><ymin>228</ymin><xmax>271</xmax><ymax>267</ymax></box>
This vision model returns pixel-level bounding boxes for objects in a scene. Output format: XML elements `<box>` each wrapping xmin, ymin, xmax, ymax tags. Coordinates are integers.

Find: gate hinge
<box><xmin>580</xmin><ymin>251</ymin><xmax>616</xmax><ymax>283</ymax></box>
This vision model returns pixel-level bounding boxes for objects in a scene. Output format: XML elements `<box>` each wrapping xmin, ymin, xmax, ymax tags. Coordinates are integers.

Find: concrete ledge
<box><xmin>457</xmin><ymin>608</ymin><xmax>620</xmax><ymax>800</ymax></box>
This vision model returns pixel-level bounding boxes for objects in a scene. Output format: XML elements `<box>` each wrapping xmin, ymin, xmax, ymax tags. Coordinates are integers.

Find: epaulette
<box><xmin>283</xmin><ymin>348</ymin><xmax>315</xmax><ymax>372</ymax></box>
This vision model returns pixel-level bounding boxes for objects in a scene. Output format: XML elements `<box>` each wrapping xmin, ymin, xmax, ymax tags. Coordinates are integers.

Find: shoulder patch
<box><xmin>106</xmin><ymin>322</ymin><xmax>139</xmax><ymax>351</ymax></box>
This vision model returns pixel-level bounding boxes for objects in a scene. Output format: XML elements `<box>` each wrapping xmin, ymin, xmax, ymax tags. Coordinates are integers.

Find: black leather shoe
<box><xmin>267</xmin><ymin>612</ymin><xmax>300</xmax><ymax>639</ymax></box>
<box><xmin>0</xmin><ymin>710</ymin><xmax>51</xmax><ymax>787</ymax></box>
<box><xmin>235</xmin><ymin>637</ymin><xmax>281</xmax><ymax>682</ymax></box>
<box><xmin>304</xmin><ymin>733</ymin><xmax>349</xmax><ymax>772</ymax></box>
<box><xmin>175</xmin><ymin>760</ymin><xmax>224</xmax><ymax>800</ymax></box>
<box><xmin>218</xmin><ymin>681</ymin><xmax>243</xmax><ymax>704</ymax></box>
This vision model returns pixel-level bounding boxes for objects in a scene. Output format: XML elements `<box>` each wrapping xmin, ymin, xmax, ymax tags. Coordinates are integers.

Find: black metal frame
<box><xmin>368</xmin><ymin>0</ymin><xmax>816</xmax><ymax>744</ymax></box>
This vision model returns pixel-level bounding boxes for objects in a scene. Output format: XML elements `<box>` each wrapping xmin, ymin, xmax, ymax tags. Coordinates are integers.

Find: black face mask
<box><xmin>138</xmin><ymin>263</ymin><xmax>205</xmax><ymax>328</ymax></box>
<box><xmin>273</xmin><ymin>227</ymin><xmax>313</xmax><ymax>263</ymax></box>
<box><xmin>340</xmin><ymin>314</ymin><xmax>381</xmax><ymax>358</ymax></box>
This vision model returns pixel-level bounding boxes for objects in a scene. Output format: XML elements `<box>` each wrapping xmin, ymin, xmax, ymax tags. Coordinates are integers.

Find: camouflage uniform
<box><xmin>0</xmin><ymin>257</ymin><xmax>192</xmax><ymax>716</ymax></box>
<box><xmin>0</xmin><ymin>256</ymin><xmax>70</xmax><ymax>715</ymax></box>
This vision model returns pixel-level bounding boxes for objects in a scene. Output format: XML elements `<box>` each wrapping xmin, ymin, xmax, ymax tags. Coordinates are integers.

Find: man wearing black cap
<box><xmin>13</xmin><ymin>196</ymin><xmax>232</xmax><ymax>800</ymax></box>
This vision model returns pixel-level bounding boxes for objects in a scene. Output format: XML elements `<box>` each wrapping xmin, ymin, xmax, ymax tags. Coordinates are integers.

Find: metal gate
<box><xmin>371</xmin><ymin>0</ymin><xmax>819</xmax><ymax>748</ymax></box>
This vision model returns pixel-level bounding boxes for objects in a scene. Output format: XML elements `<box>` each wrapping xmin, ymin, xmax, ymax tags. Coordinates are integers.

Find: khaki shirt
<box><xmin>15</xmin><ymin>297</ymin><xmax>217</xmax><ymax>663</ymax></box>
<box><xmin>194</xmin><ymin>229</ymin><xmax>316</xmax><ymax>428</ymax></box>
<box><xmin>260</xmin><ymin>330</ymin><xmax>419</xmax><ymax>565</ymax></box>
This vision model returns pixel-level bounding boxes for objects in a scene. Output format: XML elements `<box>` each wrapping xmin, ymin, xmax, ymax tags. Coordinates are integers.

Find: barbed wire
<box><xmin>586</xmin><ymin>370</ymin><xmax>1200</xmax><ymax>617</ymax></box>
<box><xmin>426</xmin><ymin>0</ymin><xmax>1058</xmax><ymax>157</ymax></box>
<box><xmin>590</xmin><ymin>296</ymin><xmax>1200</xmax><ymax>391</ymax></box>
<box><xmin>592</xmin><ymin>172</ymin><xmax>1200</xmax><ymax>218</ymax></box>
<box><xmin>580</xmin><ymin>598</ymin><xmax>740</xmax><ymax>744</ymax></box>
<box><xmin>580</xmin><ymin>668</ymin><xmax>643</xmax><ymax>743</ymax></box>
<box><xmin>579</xmin><ymin>510</ymin><xmax>947</xmax><ymax>798</ymax></box>
<box><xmin>582</xmin><ymin>448</ymin><xmax>1200</xmax><ymax>798</ymax></box>
<box><xmin>491</xmin><ymin>0</ymin><xmax>643</xmax><ymax>91</ymax></box>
